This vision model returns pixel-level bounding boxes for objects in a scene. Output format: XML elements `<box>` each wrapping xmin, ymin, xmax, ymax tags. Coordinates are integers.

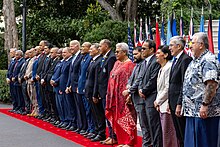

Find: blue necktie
<box><xmin>171</xmin><ymin>57</ymin><xmax>177</xmax><ymax>72</ymax></box>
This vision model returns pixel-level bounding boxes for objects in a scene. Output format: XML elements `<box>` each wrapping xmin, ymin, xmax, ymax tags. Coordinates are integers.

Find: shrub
<box><xmin>0</xmin><ymin>70</ymin><xmax>10</xmax><ymax>103</ymax></box>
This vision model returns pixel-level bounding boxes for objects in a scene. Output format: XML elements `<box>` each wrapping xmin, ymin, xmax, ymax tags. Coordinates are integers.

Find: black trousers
<box><xmin>21</xmin><ymin>82</ymin><xmax>30</xmax><ymax>112</ymax></box>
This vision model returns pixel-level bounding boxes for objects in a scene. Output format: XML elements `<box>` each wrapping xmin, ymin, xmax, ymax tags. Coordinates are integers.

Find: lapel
<box><xmin>102</xmin><ymin>50</ymin><xmax>113</xmax><ymax>68</ymax></box>
<box><xmin>170</xmin><ymin>52</ymin><xmax>185</xmax><ymax>78</ymax></box>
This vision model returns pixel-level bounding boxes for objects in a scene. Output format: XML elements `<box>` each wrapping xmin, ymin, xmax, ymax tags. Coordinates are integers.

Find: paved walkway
<box><xmin>0</xmin><ymin>104</ymin><xmax>81</xmax><ymax>147</ymax></box>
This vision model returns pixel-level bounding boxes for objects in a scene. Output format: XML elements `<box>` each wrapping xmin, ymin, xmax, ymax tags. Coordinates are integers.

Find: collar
<box><xmin>65</xmin><ymin>56</ymin><xmax>72</xmax><ymax>61</ymax></box>
<box><xmin>74</xmin><ymin>50</ymin><xmax>80</xmax><ymax>57</ymax></box>
<box><xmin>17</xmin><ymin>57</ymin><xmax>23</xmax><ymax>62</ymax></box>
<box><xmin>93</xmin><ymin>55</ymin><xmax>100</xmax><ymax>61</ymax></box>
<box><xmin>175</xmin><ymin>50</ymin><xmax>183</xmax><ymax>59</ymax></box>
<box><xmin>195</xmin><ymin>49</ymin><xmax>209</xmax><ymax>61</ymax></box>
<box><xmin>145</xmin><ymin>54</ymin><xmax>154</xmax><ymax>64</ymax></box>
<box><xmin>104</xmin><ymin>50</ymin><xmax>111</xmax><ymax>58</ymax></box>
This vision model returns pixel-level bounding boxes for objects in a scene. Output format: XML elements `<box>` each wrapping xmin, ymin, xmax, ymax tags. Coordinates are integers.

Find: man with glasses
<box><xmin>168</xmin><ymin>36</ymin><xmax>192</xmax><ymax>147</ymax></box>
<box><xmin>138</xmin><ymin>40</ymin><xmax>162</xmax><ymax>147</ymax></box>
<box><xmin>182</xmin><ymin>32</ymin><xmax>220</xmax><ymax>147</ymax></box>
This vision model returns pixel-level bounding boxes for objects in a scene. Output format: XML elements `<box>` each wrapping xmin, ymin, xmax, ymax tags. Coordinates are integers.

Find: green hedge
<box><xmin>0</xmin><ymin>70</ymin><xmax>10</xmax><ymax>103</ymax></box>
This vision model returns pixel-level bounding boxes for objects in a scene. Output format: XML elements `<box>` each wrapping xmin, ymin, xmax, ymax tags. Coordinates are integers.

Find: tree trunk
<box><xmin>98</xmin><ymin>0</ymin><xmax>138</xmax><ymax>21</ymax></box>
<box><xmin>2</xmin><ymin>0</ymin><xmax>18</xmax><ymax>64</ymax></box>
<box><xmin>97</xmin><ymin>0</ymin><xmax>123</xmax><ymax>21</ymax></box>
<box><xmin>125</xmin><ymin>0</ymin><xmax>138</xmax><ymax>21</ymax></box>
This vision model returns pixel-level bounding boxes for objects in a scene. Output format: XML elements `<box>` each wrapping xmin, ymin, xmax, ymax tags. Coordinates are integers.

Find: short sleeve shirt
<box><xmin>182</xmin><ymin>49</ymin><xmax>220</xmax><ymax>117</ymax></box>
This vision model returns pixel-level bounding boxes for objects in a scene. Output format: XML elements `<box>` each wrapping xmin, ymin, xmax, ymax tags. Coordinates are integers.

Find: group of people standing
<box><xmin>6</xmin><ymin>32</ymin><xmax>220</xmax><ymax>147</ymax></box>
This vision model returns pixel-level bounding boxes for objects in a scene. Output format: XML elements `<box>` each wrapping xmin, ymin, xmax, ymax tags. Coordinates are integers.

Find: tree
<box><xmin>2</xmin><ymin>0</ymin><xmax>18</xmax><ymax>63</ymax></box>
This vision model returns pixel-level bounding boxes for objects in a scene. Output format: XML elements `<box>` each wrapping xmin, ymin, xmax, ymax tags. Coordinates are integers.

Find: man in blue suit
<box><xmin>57</xmin><ymin>47</ymin><xmax>73</xmax><ymax>128</ymax></box>
<box><xmin>11</xmin><ymin>50</ymin><xmax>25</xmax><ymax>113</ymax></box>
<box><xmin>76</xmin><ymin>42</ymin><xmax>94</xmax><ymax>135</ymax></box>
<box><xmin>7</xmin><ymin>48</ymin><xmax>17</xmax><ymax>112</ymax></box>
<box><xmin>65</xmin><ymin>40</ymin><xmax>83</xmax><ymax>131</ymax></box>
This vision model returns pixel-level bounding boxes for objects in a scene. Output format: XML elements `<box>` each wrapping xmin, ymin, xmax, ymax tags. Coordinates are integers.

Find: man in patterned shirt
<box><xmin>182</xmin><ymin>32</ymin><xmax>220</xmax><ymax>147</ymax></box>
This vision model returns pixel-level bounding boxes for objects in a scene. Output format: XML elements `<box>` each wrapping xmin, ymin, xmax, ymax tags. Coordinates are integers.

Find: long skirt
<box><xmin>160</xmin><ymin>113</ymin><xmax>179</xmax><ymax>147</ymax></box>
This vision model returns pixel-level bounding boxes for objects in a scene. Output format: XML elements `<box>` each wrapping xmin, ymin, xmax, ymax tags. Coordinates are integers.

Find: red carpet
<box><xmin>0</xmin><ymin>108</ymin><xmax>142</xmax><ymax>147</ymax></box>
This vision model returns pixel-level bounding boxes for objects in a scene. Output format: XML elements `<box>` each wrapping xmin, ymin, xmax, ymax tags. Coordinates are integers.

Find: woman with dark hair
<box><xmin>154</xmin><ymin>45</ymin><xmax>178</xmax><ymax>147</ymax></box>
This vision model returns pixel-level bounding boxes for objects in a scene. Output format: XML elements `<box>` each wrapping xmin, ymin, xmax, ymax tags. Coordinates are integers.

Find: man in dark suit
<box><xmin>84</xmin><ymin>43</ymin><xmax>102</xmax><ymax>140</ymax></box>
<box><xmin>18</xmin><ymin>50</ymin><xmax>31</xmax><ymax>115</ymax></box>
<box><xmin>12</xmin><ymin>50</ymin><xmax>25</xmax><ymax>113</ymax></box>
<box><xmin>138</xmin><ymin>40</ymin><xmax>162</xmax><ymax>147</ymax></box>
<box><xmin>122</xmin><ymin>46</ymin><xmax>151</xmax><ymax>146</ymax></box>
<box><xmin>65</xmin><ymin>40</ymin><xmax>83</xmax><ymax>131</ymax></box>
<box><xmin>7</xmin><ymin>48</ymin><xmax>17</xmax><ymax>112</ymax></box>
<box><xmin>168</xmin><ymin>36</ymin><xmax>192</xmax><ymax>147</ymax></box>
<box><xmin>93</xmin><ymin>39</ymin><xmax>117</xmax><ymax>143</ymax></box>
<box><xmin>42</xmin><ymin>47</ymin><xmax>60</xmax><ymax>123</ymax></box>
<box><xmin>57</xmin><ymin>47</ymin><xmax>73</xmax><ymax>128</ymax></box>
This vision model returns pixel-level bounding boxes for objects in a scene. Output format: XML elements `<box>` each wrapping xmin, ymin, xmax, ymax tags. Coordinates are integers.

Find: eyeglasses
<box><xmin>115</xmin><ymin>50</ymin><xmax>123</xmax><ymax>54</ymax></box>
<box><xmin>142</xmin><ymin>47</ymin><xmax>149</xmax><ymax>50</ymax></box>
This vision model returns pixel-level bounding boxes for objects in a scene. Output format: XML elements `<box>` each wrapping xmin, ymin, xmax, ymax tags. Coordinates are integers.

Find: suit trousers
<box><xmin>55</xmin><ymin>93</ymin><xmax>65</xmax><ymax>122</ymax></box>
<box><xmin>14</xmin><ymin>85</ymin><xmax>25</xmax><ymax>111</ymax></box>
<box><xmin>82</xmin><ymin>96</ymin><xmax>94</xmax><ymax>133</ymax></box>
<box><xmin>170</xmin><ymin>109</ymin><xmax>185</xmax><ymax>147</ymax></box>
<box><xmin>34</xmin><ymin>82</ymin><xmax>44</xmax><ymax>114</ymax></box>
<box><xmin>75</xmin><ymin>93</ymin><xmax>87</xmax><ymax>131</ymax></box>
<box><xmin>21</xmin><ymin>82</ymin><xmax>30</xmax><ymax>112</ymax></box>
<box><xmin>10</xmin><ymin>82</ymin><xmax>18</xmax><ymax>110</ymax></box>
<box><xmin>27</xmin><ymin>83</ymin><xmax>37</xmax><ymax>112</ymax></box>
<box><xmin>47</xmin><ymin>91</ymin><xmax>58</xmax><ymax>118</ymax></box>
<box><xmin>40</xmin><ymin>84</ymin><xmax>48</xmax><ymax>114</ymax></box>
<box><xmin>64</xmin><ymin>93</ymin><xmax>77</xmax><ymax>127</ymax></box>
<box><xmin>90</xmin><ymin>98</ymin><xmax>106</xmax><ymax>137</ymax></box>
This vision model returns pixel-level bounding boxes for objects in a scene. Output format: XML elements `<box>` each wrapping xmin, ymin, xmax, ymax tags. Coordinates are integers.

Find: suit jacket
<box><xmin>168</xmin><ymin>52</ymin><xmax>192</xmax><ymax>111</ymax></box>
<box><xmin>18</xmin><ymin>58</ymin><xmax>30</xmax><ymax>83</ymax></box>
<box><xmin>40</xmin><ymin>55</ymin><xmax>51</xmax><ymax>79</ymax></box>
<box><xmin>12</xmin><ymin>58</ymin><xmax>25</xmax><ymax>86</ymax></box>
<box><xmin>66</xmin><ymin>53</ymin><xmax>83</xmax><ymax>92</ymax></box>
<box><xmin>127</xmin><ymin>60</ymin><xmax>145</xmax><ymax>105</ymax></box>
<box><xmin>32</xmin><ymin>56</ymin><xmax>39</xmax><ymax>82</ymax></box>
<box><xmin>51</xmin><ymin>60</ymin><xmax>63</xmax><ymax>93</ymax></box>
<box><xmin>78</xmin><ymin>53</ymin><xmax>92</xmax><ymax>94</ymax></box>
<box><xmin>36</xmin><ymin>53</ymin><xmax>46</xmax><ymax>76</ymax></box>
<box><xmin>95</xmin><ymin>50</ymin><xmax>116</xmax><ymax>99</ymax></box>
<box><xmin>155</xmin><ymin>61</ymin><xmax>172</xmax><ymax>113</ymax></box>
<box><xmin>85</xmin><ymin>55</ymin><xmax>102</xmax><ymax>98</ymax></box>
<box><xmin>139</xmin><ymin>55</ymin><xmax>161</xmax><ymax>107</ymax></box>
<box><xmin>59</xmin><ymin>57</ymin><xmax>72</xmax><ymax>93</ymax></box>
<box><xmin>6</xmin><ymin>58</ymin><xmax>16</xmax><ymax>80</ymax></box>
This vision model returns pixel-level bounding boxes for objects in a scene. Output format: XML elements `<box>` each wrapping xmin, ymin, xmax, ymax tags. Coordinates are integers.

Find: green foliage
<box><xmin>83</xmin><ymin>20</ymin><xmax>130</xmax><ymax>49</ymax></box>
<box><xmin>0</xmin><ymin>35</ymin><xmax>7</xmax><ymax>70</ymax></box>
<box><xmin>0</xmin><ymin>70</ymin><xmax>10</xmax><ymax>103</ymax></box>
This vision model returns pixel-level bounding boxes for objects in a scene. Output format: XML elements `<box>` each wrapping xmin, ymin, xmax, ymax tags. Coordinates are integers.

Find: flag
<box><xmin>149</xmin><ymin>17</ymin><xmax>153</xmax><ymax>40</ymax></box>
<box><xmin>200</xmin><ymin>15</ymin><xmax>205</xmax><ymax>32</ymax></box>
<box><xmin>188</xmin><ymin>16</ymin><xmax>194</xmax><ymax>41</ymax></box>
<box><xmin>161</xmin><ymin>20</ymin><xmax>166</xmax><ymax>45</ymax></box>
<box><xmin>172</xmin><ymin>13</ymin><xmax>178</xmax><ymax>36</ymax></box>
<box><xmin>180</xmin><ymin>17</ymin><xmax>184</xmax><ymax>36</ymax></box>
<box><xmin>184</xmin><ymin>16</ymin><xmax>194</xmax><ymax>57</ymax></box>
<box><xmin>128</xmin><ymin>22</ymin><xmax>134</xmax><ymax>61</ymax></box>
<box><xmin>166</xmin><ymin>16</ymin><xmax>172</xmax><ymax>45</ymax></box>
<box><xmin>137</xmin><ymin>18</ymin><xmax>144</xmax><ymax>46</ymax></box>
<box><xmin>155</xmin><ymin>19</ymin><xmax>160</xmax><ymax>50</ymax></box>
<box><xmin>145</xmin><ymin>17</ymin><xmax>149</xmax><ymax>40</ymax></box>
<box><xmin>218</xmin><ymin>18</ymin><xmax>220</xmax><ymax>61</ymax></box>
<box><xmin>134</xmin><ymin>19</ymin><xmax>137</xmax><ymax>47</ymax></box>
<box><xmin>208</xmin><ymin>14</ymin><xmax>214</xmax><ymax>53</ymax></box>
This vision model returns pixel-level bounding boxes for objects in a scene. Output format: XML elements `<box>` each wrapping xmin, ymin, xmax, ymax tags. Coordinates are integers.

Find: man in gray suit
<box><xmin>138</xmin><ymin>40</ymin><xmax>162</xmax><ymax>147</ymax></box>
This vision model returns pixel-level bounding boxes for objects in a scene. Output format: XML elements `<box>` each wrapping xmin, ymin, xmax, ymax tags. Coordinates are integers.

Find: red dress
<box><xmin>106</xmin><ymin>60</ymin><xmax>137</xmax><ymax>145</ymax></box>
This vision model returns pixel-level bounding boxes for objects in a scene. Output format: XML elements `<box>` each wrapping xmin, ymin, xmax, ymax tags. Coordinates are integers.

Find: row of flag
<box><xmin>127</xmin><ymin>11</ymin><xmax>220</xmax><ymax>61</ymax></box>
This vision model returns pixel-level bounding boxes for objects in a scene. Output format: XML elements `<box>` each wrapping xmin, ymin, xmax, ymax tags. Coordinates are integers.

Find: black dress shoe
<box><xmin>79</xmin><ymin>130</ymin><xmax>86</xmax><ymax>134</ymax></box>
<box><xmin>63</xmin><ymin>123</ymin><xmax>72</xmax><ymax>130</ymax></box>
<box><xmin>56</xmin><ymin>122</ymin><xmax>64</xmax><ymax>128</ymax></box>
<box><xmin>54</xmin><ymin>120</ymin><xmax>61</xmax><ymax>126</ymax></box>
<box><xmin>59</xmin><ymin>123</ymin><xmax>68</xmax><ymax>128</ymax></box>
<box><xmin>67</xmin><ymin>126</ymin><xmax>76</xmax><ymax>131</ymax></box>
<box><xmin>86</xmin><ymin>133</ymin><xmax>96</xmax><ymax>139</ymax></box>
<box><xmin>49</xmin><ymin>118</ymin><xmax>56</xmax><ymax>124</ymax></box>
<box><xmin>91</xmin><ymin>135</ymin><xmax>106</xmax><ymax>142</ymax></box>
<box><xmin>73</xmin><ymin>128</ymin><xmax>81</xmax><ymax>133</ymax></box>
<box><xmin>80</xmin><ymin>131</ymin><xmax>88</xmax><ymax>135</ymax></box>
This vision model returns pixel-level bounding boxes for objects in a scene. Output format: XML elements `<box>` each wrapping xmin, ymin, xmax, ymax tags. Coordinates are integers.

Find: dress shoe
<box><xmin>54</xmin><ymin>120</ymin><xmax>61</xmax><ymax>126</ymax></box>
<box><xmin>56</xmin><ymin>122</ymin><xmax>64</xmax><ymax>128</ymax></box>
<box><xmin>80</xmin><ymin>131</ymin><xmax>88</xmax><ymax>135</ymax></box>
<box><xmin>91</xmin><ymin>135</ymin><xmax>106</xmax><ymax>142</ymax></box>
<box><xmin>44</xmin><ymin>116</ymin><xmax>52</xmax><ymax>122</ymax></box>
<box><xmin>59</xmin><ymin>123</ymin><xmax>68</xmax><ymax>128</ymax></box>
<box><xmin>86</xmin><ymin>133</ymin><xmax>96</xmax><ymax>139</ymax></box>
<box><xmin>66</xmin><ymin>126</ymin><xmax>76</xmax><ymax>131</ymax></box>
<box><xmin>85</xmin><ymin>132</ymin><xmax>95</xmax><ymax>137</ymax></box>
<box><xmin>73</xmin><ymin>128</ymin><xmax>81</xmax><ymax>133</ymax></box>
<box><xmin>78</xmin><ymin>130</ymin><xmax>86</xmax><ymax>134</ymax></box>
<box><xmin>63</xmin><ymin>123</ymin><xmax>72</xmax><ymax>130</ymax></box>
<box><xmin>8</xmin><ymin>109</ymin><xmax>16</xmax><ymax>113</ymax></box>
<box><xmin>49</xmin><ymin>118</ymin><xmax>57</xmax><ymax>124</ymax></box>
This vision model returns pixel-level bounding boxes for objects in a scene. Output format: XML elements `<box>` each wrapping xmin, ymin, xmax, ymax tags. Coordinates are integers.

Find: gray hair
<box><xmin>70</xmin><ymin>40</ymin><xmax>80</xmax><ymax>47</ymax></box>
<box><xmin>193</xmin><ymin>32</ymin><xmax>209</xmax><ymax>49</ymax></box>
<box><xmin>170</xmin><ymin>36</ymin><xmax>185</xmax><ymax>49</ymax></box>
<box><xmin>91</xmin><ymin>43</ymin><xmax>99</xmax><ymax>49</ymax></box>
<box><xmin>16</xmin><ymin>50</ymin><xmax>23</xmax><ymax>56</ymax></box>
<box><xmin>100</xmin><ymin>39</ymin><xmax>112</xmax><ymax>48</ymax></box>
<box><xmin>116</xmin><ymin>42</ymin><xmax>129</xmax><ymax>54</ymax></box>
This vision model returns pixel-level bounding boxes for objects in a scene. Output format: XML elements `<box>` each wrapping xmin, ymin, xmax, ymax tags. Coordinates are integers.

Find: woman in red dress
<box><xmin>105</xmin><ymin>42</ymin><xmax>136</xmax><ymax>147</ymax></box>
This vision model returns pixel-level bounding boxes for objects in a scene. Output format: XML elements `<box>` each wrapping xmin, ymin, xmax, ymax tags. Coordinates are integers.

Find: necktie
<box><xmin>171</xmin><ymin>57</ymin><xmax>177</xmax><ymax>72</ymax></box>
<box><xmin>13</xmin><ymin>61</ymin><xmax>18</xmax><ymax>72</ymax></box>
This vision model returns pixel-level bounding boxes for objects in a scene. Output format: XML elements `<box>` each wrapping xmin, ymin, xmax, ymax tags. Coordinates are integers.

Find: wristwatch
<box><xmin>202</xmin><ymin>102</ymin><xmax>209</xmax><ymax>106</ymax></box>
